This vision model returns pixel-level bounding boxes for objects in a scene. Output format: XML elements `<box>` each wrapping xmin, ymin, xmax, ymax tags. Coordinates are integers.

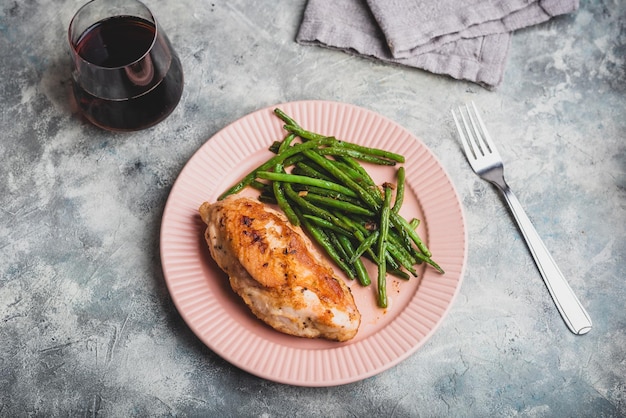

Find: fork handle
<box><xmin>499</xmin><ymin>185</ymin><xmax>592</xmax><ymax>335</ymax></box>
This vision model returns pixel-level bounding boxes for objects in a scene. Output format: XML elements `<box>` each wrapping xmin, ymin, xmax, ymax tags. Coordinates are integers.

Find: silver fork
<box><xmin>452</xmin><ymin>102</ymin><xmax>592</xmax><ymax>335</ymax></box>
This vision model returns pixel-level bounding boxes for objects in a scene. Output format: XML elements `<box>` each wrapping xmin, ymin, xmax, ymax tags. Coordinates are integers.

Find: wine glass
<box><xmin>68</xmin><ymin>0</ymin><xmax>184</xmax><ymax>131</ymax></box>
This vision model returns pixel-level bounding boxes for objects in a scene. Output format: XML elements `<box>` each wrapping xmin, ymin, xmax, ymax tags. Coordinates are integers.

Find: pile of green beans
<box><xmin>218</xmin><ymin>108</ymin><xmax>443</xmax><ymax>308</ymax></box>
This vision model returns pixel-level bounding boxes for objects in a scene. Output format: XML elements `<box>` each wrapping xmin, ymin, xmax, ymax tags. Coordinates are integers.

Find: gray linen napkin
<box><xmin>296</xmin><ymin>0</ymin><xmax>578</xmax><ymax>88</ymax></box>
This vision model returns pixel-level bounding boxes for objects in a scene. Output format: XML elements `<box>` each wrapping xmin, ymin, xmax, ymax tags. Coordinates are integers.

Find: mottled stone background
<box><xmin>1</xmin><ymin>0</ymin><xmax>624</xmax><ymax>416</ymax></box>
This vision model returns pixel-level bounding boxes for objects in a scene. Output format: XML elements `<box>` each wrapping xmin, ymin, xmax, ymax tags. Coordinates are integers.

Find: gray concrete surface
<box><xmin>1</xmin><ymin>0</ymin><xmax>624</xmax><ymax>416</ymax></box>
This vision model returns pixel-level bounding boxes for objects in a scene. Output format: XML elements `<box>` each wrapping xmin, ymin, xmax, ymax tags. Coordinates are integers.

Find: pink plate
<box><xmin>160</xmin><ymin>100</ymin><xmax>467</xmax><ymax>386</ymax></box>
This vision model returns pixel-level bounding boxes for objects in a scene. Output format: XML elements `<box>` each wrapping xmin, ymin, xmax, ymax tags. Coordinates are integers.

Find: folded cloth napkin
<box><xmin>296</xmin><ymin>0</ymin><xmax>579</xmax><ymax>88</ymax></box>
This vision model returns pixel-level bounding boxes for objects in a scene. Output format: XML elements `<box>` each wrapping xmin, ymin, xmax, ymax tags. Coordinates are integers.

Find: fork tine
<box><xmin>464</xmin><ymin>103</ymin><xmax>490</xmax><ymax>157</ymax></box>
<box><xmin>458</xmin><ymin>106</ymin><xmax>486</xmax><ymax>158</ymax></box>
<box><xmin>468</xmin><ymin>101</ymin><xmax>500</xmax><ymax>158</ymax></box>
<box><xmin>451</xmin><ymin>108</ymin><xmax>478</xmax><ymax>161</ymax></box>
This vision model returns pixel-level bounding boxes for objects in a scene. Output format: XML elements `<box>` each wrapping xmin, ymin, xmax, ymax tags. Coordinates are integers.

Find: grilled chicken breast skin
<box><xmin>199</xmin><ymin>196</ymin><xmax>361</xmax><ymax>342</ymax></box>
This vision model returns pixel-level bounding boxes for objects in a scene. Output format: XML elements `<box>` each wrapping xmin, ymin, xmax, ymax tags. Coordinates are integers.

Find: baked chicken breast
<box><xmin>199</xmin><ymin>196</ymin><xmax>361</xmax><ymax>342</ymax></box>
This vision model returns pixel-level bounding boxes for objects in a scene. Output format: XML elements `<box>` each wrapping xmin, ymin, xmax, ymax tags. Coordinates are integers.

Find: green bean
<box><xmin>303</xmin><ymin>150</ymin><xmax>381</xmax><ymax>210</ymax></box>
<box><xmin>285</xmin><ymin>124</ymin><xmax>405</xmax><ymax>163</ymax></box>
<box><xmin>385</xmin><ymin>225</ymin><xmax>442</xmax><ymax>273</ymax></box>
<box><xmin>279</xmin><ymin>133</ymin><xmax>296</xmax><ymax>152</ymax></box>
<box><xmin>316</xmin><ymin>147</ymin><xmax>397</xmax><ymax>166</ymax></box>
<box><xmin>333</xmin><ymin>162</ymin><xmax>376</xmax><ymax>189</ymax></box>
<box><xmin>272</xmin><ymin>164</ymin><xmax>299</xmax><ymax>226</ymax></box>
<box><xmin>291</xmin><ymin>184</ymin><xmax>364</xmax><ymax>206</ymax></box>
<box><xmin>268</xmin><ymin>141</ymin><xmax>282</xmax><ymax>154</ymax></box>
<box><xmin>388</xmin><ymin>217</ymin><xmax>413</xmax><ymax>255</ymax></box>
<box><xmin>392</xmin><ymin>167</ymin><xmax>405</xmax><ymax>214</ymax></box>
<box><xmin>302</xmin><ymin>193</ymin><xmax>376</xmax><ymax>217</ymax></box>
<box><xmin>390</xmin><ymin>211</ymin><xmax>432</xmax><ymax>257</ymax></box>
<box><xmin>293</xmin><ymin>162</ymin><xmax>335</xmax><ymax>182</ymax></box>
<box><xmin>285</xmin><ymin>150</ymin><xmax>342</xmax><ymax>171</ymax></box>
<box><xmin>338</xmin><ymin>156</ymin><xmax>377</xmax><ymax>187</ymax></box>
<box><xmin>282</xmin><ymin>123</ymin><xmax>325</xmax><ymax>141</ymax></box>
<box><xmin>301</xmin><ymin>214</ymin><xmax>352</xmax><ymax>236</ymax></box>
<box><xmin>349</xmin><ymin>230</ymin><xmax>379</xmax><ymax>264</ymax></box>
<box><xmin>250</xmin><ymin>180</ymin><xmax>270</xmax><ymax>191</ymax></box>
<box><xmin>256</xmin><ymin>171</ymin><xmax>358</xmax><ymax>198</ymax></box>
<box><xmin>283</xmin><ymin>184</ymin><xmax>352</xmax><ymax>231</ymax></box>
<box><xmin>387</xmin><ymin>228</ymin><xmax>418</xmax><ymax>263</ymax></box>
<box><xmin>298</xmin><ymin>155</ymin><xmax>356</xmax><ymax>184</ymax></box>
<box><xmin>385</xmin><ymin>241</ymin><xmax>418</xmax><ymax>277</ymax></box>
<box><xmin>336</xmin><ymin>140</ymin><xmax>405</xmax><ymax>164</ymax></box>
<box><xmin>410</xmin><ymin>249</ymin><xmax>445</xmax><ymax>274</ymax></box>
<box><xmin>388</xmin><ymin>269</ymin><xmax>411</xmax><ymax>280</ymax></box>
<box><xmin>334</xmin><ymin>212</ymin><xmax>381</xmax><ymax>264</ymax></box>
<box><xmin>384</xmin><ymin>227</ymin><xmax>422</xmax><ymax>276</ymax></box>
<box><xmin>332</xmin><ymin>211</ymin><xmax>407</xmax><ymax>272</ymax></box>
<box><xmin>335</xmin><ymin>206</ymin><xmax>402</xmax><ymax>269</ymax></box>
<box><xmin>334</xmin><ymin>211</ymin><xmax>369</xmax><ymax>234</ymax></box>
<box><xmin>353</xmin><ymin>257</ymin><xmax>372</xmax><ymax>287</ymax></box>
<box><xmin>300</xmin><ymin>217</ymin><xmax>356</xmax><ymax>279</ymax></box>
<box><xmin>336</xmin><ymin>234</ymin><xmax>371</xmax><ymax>286</ymax></box>
<box><xmin>269</xmin><ymin>135</ymin><xmax>300</xmax><ymax>223</ymax></box>
<box><xmin>258</xmin><ymin>194</ymin><xmax>277</xmax><ymax>204</ymax></box>
<box><xmin>409</xmin><ymin>218</ymin><xmax>420</xmax><ymax>229</ymax></box>
<box><xmin>376</xmin><ymin>185</ymin><xmax>393</xmax><ymax>308</ymax></box>
<box><xmin>218</xmin><ymin>137</ymin><xmax>336</xmax><ymax>200</ymax></box>
<box><xmin>326</xmin><ymin>230</ymin><xmax>356</xmax><ymax>277</ymax></box>
<box><xmin>269</xmin><ymin>133</ymin><xmax>296</xmax><ymax>154</ymax></box>
<box><xmin>273</xmin><ymin>108</ymin><xmax>301</xmax><ymax>128</ymax></box>
<box><xmin>281</xmin><ymin>153</ymin><xmax>306</xmax><ymax>167</ymax></box>
<box><xmin>377</xmin><ymin>241</ymin><xmax>388</xmax><ymax>308</ymax></box>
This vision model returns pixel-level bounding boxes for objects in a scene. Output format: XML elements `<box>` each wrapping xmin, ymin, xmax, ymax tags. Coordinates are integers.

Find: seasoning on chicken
<box><xmin>199</xmin><ymin>196</ymin><xmax>361</xmax><ymax>342</ymax></box>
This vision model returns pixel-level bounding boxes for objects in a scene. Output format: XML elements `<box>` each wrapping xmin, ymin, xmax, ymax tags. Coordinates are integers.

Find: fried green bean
<box><xmin>390</xmin><ymin>211</ymin><xmax>432</xmax><ymax>257</ymax></box>
<box><xmin>218</xmin><ymin>137</ymin><xmax>336</xmax><ymax>200</ymax></box>
<box><xmin>349</xmin><ymin>230</ymin><xmax>379</xmax><ymax>264</ymax></box>
<box><xmin>392</xmin><ymin>166</ymin><xmax>405</xmax><ymax>214</ymax></box>
<box><xmin>337</xmin><ymin>156</ymin><xmax>377</xmax><ymax>187</ymax></box>
<box><xmin>388</xmin><ymin>269</ymin><xmax>411</xmax><ymax>280</ymax></box>
<box><xmin>291</xmin><ymin>184</ymin><xmax>364</xmax><ymax>206</ymax></box>
<box><xmin>376</xmin><ymin>185</ymin><xmax>393</xmax><ymax>308</ymax></box>
<box><xmin>316</xmin><ymin>147</ymin><xmax>398</xmax><ymax>166</ymax></box>
<box><xmin>257</xmin><ymin>193</ymin><xmax>277</xmax><ymax>204</ymax></box>
<box><xmin>283</xmin><ymin>184</ymin><xmax>352</xmax><ymax>231</ymax></box>
<box><xmin>256</xmin><ymin>171</ymin><xmax>358</xmax><ymax>198</ymax></box>
<box><xmin>385</xmin><ymin>241</ymin><xmax>418</xmax><ymax>277</ymax></box>
<box><xmin>333</xmin><ymin>159</ymin><xmax>377</xmax><ymax>187</ymax></box>
<box><xmin>285</xmin><ymin>124</ymin><xmax>405</xmax><ymax>163</ymax></box>
<box><xmin>302</xmin><ymin>193</ymin><xmax>376</xmax><ymax>217</ymax></box>
<box><xmin>326</xmin><ymin>230</ymin><xmax>355</xmax><ymax>275</ymax></box>
<box><xmin>301</xmin><ymin>218</ymin><xmax>356</xmax><ymax>280</ymax></box>
<box><xmin>336</xmin><ymin>234</ymin><xmax>371</xmax><ymax>286</ymax></box>
<box><xmin>303</xmin><ymin>150</ymin><xmax>381</xmax><ymax>210</ymax></box>
<box><xmin>272</xmin><ymin>164</ymin><xmax>299</xmax><ymax>226</ymax></box>
<box><xmin>292</xmin><ymin>162</ymin><xmax>335</xmax><ymax>182</ymax></box>
<box><xmin>334</xmin><ymin>212</ymin><xmax>382</xmax><ymax>265</ymax></box>
<box><xmin>273</xmin><ymin>108</ymin><xmax>301</xmax><ymax>128</ymax></box>
<box><xmin>377</xmin><ymin>241</ymin><xmax>388</xmax><ymax>308</ymax></box>
<box><xmin>410</xmin><ymin>249</ymin><xmax>445</xmax><ymax>274</ymax></box>
<box><xmin>301</xmin><ymin>214</ymin><xmax>352</xmax><ymax>236</ymax></box>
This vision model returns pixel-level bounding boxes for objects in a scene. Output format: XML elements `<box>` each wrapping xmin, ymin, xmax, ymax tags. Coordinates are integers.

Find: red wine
<box><xmin>71</xmin><ymin>16</ymin><xmax>183</xmax><ymax>131</ymax></box>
